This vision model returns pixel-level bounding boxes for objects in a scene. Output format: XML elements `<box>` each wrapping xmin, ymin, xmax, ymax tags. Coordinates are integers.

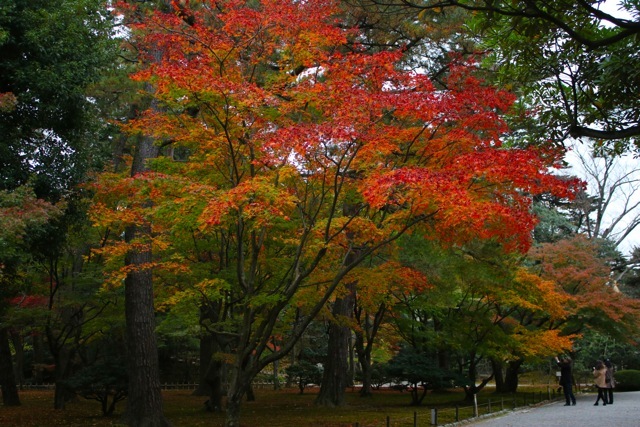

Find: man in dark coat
<box><xmin>556</xmin><ymin>356</ymin><xmax>577</xmax><ymax>406</ymax></box>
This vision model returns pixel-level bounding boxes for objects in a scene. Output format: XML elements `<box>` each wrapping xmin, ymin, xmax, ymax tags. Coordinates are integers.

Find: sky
<box><xmin>564</xmin><ymin>141</ymin><xmax>640</xmax><ymax>256</ymax></box>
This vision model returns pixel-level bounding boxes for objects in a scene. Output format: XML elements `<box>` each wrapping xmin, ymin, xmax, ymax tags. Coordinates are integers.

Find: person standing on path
<box><xmin>593</xmin><ymin>360</ymin><xmax>608</xmax><ymax>406</ymax></box>
<box><xmin>555</xmin><ymin>356</ymin><xmax>576</xmax><ymax>406</ymax></box>
<box><xmin>604</xmin><ymin>359</ymin><xmax>615</xmax><ymax>404</ymax></box>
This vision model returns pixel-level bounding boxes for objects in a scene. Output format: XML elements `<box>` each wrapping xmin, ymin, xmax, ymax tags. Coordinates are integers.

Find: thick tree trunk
<box><xmin>206</xmin><ymin>359</ymin><xmax>224</xmax><ymax>412</ymax></box>
<box><xmin>492</xmin><ymin>359</ymin><xmax>506</xmax><ymax>393</ymax></box>
<box><xmin>315</xmin><ymin>295</ymin><xmax>353</xmax><ymax>407</ymax></box>
<box><xmin>52</xmin><ymin>347</ymin><xmax>75</xmax><ymax>409</ymax></box>
<box><xmin>192</xmin><ymin>331</ymin><xmax>214</xmax><ymax>397</ymax></box>
<box><xmin>122</xmin><ymin>242</ymin><xmax>169</xmax><ymax>426</ymax></box>
<box><xmin>121</xmin><ymin>134</ymin><xmax>170</xmax><ymax>427</ymax></box>
<box><xmin>10</xmin><ymin>331</ymin><xmax>24</xmax><ymax>387</ymax></box>
<box><xmin>0</xmin><ymin>327</ymin><xmax>20</xmax><ymax>406</ymax></box>
<box><xmin>358</xmin><ymin>354</ymin><xmax>372</xmax><ymax>398</ymax></box>
<box><xmin>32</xmin><ymin>334</ymin><xmax>45</xmax><ymax>384</ymax></box>
<box><xmin>224</xmin><ymin>367</ymin><xmax>251</xmax><ymax>427</ymax></box>
<box><xmin>504</xmin><ymin>359</ymin><xmax>523</xmax><ymax>393</ymax></box>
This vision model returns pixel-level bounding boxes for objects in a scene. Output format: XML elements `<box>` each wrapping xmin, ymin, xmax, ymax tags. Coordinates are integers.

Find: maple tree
<box><xmin>93</xmin><ymin>1</ymin><xmax>575</xmax><ymax>425</ymax></box>
<box><xmin>392</xmin><ymin>237</ymin><xmax>575</xmax><ymax>399</ymax></box>
<box><xmin>527</xmin><ymin>234</ymin><xmax>640</xmax><ymax>341</ymax></box>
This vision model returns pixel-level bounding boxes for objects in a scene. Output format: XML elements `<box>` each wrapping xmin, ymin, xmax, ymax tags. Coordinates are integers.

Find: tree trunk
<box><xmin>206</xmin><ymin>358</ymin><xmax>224</xmax><ymax>412</ymax></box>
<box><xmin>358</xmin><ymin>353</ymin><xmax>372</xmax><ymax>398</ymax></box>
<box><xmin>32</xmin><ymin>334</ymin><xmax>46</xmax><ymax>384</ymax></box>
<box><xmin>492</xmin><ymin>359</ymin><xmax>506</xmax><ymax>393</ymax></box>
<box><xmin>347</xmin><ymin>335</ymin><xmax>355</xmax><ymax>388</ymax></box>
<box><xmin>10</xmin><ymin>331</ymin><xmax>24</xmax><ymax>387</ymax></box>
<box><xmin>0</xmin><ymin>327</ymin><xmax>20</xmax><ymax>406</ymax></box>
<box><xmin>272</xmin><ymin>360</ymin><xmax>280</xmax><ymax>390</ymax></box>
<box><xmin>224</xmin><ymin>367</ymin><xmax>251</xmax><ymax>427</ymax></box>
<box><xmin>192</xmin><ymin>330</ymin><xmax>213</xmax><ymax>397</ymax></box>
<box><xmin>121</xmin><ymin>133</ymin><xmax>170</xmax><ymax>427</ymax></box>
<box><xmin>354</xmin><ymin>327</ymin><xmax>372</xmax><ymax>397</ymax></box>
<box><xmin>504</xmin><ymin>359</ymin><xmax>523</xmax><ymax>393</ymax></box>
<box><xmin>353</xmin><ymin>301</ymin><xmax>386</xmax><ymax>398</ymax></box>
<box><xmin>52</xmin><ymin>347</ymin><xmax>75</xmax><ymax>410</ymax></box>
<box><xmin>315</xmin><ymin>295</ymin><xmax>353</xmax><ymax>407</ymax></box>
<box><xmin>463</xmin><ymin>354</ymin><xmax>493</xmax><ymax>402</ymax></box>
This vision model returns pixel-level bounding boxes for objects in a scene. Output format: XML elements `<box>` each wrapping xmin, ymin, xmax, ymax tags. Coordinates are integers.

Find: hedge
<box><xmin>614</xmin><ymin>370</ymin><xmax>640</xmax><ymax>391</ymax></box>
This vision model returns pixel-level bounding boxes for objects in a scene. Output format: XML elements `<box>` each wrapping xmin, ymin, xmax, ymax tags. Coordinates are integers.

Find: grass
<box><xmin>0</xmin><ymin>384</ymin><xmax>563</xmax><ymax>427</ymax></box>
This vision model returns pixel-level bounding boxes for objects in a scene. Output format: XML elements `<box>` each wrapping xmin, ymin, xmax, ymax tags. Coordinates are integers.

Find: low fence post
<box><xmin>455</xmin><ymin>405</ymin><xmax>459</xmax><ymax>422</ymax></box>
<box><xmin>386</xmin><ymin>415</ymin><xmax>390</xmax><ymax>427</ymax></box>
<box><xmin>414</xmin><ymin>411</ymin><xmax>417</xmax><ymax>427</ymax></box>
<box><xmin>473</xmin><ymin>393</ymin><xmax>478</xmax><ymax>417</ymax></box>
<box><xmin>431</xmin><ymin>408</ymin><xmax>438</xmax><ymax>426</ymax></box>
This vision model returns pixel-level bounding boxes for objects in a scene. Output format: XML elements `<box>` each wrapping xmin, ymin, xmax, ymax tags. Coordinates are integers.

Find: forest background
<box><xmin>1</xmin><ymin>1</ymin><xmax>640</xmax><ymax>427</ymax></box>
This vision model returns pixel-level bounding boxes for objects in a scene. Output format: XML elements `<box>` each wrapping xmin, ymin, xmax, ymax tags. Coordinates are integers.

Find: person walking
<box><xmin>593</xmin><ymin>360</ymin><xmax>608</xmax><ymax>406</ymax></box>
<box><xmin>555</xmin><ymin>356</ymin><xmax>576</xmax><ymax>406</ymax></box>
<box><xmin>605</xmin><ymin>359</ymin><xmax>615</xmax><ymax>404</ymax></box>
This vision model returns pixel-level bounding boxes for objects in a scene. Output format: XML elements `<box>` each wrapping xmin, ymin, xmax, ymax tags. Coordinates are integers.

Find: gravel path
<box><xmin>466</xmin><ymin>391</ymin><xmax>640</xmax><ymax>427</ymax></box>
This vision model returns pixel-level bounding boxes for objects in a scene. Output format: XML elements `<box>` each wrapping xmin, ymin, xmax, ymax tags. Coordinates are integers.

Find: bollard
<box><xmin>488</xmin><ymin>399</ymin><xmax>492</xmax><ymax>413</ymax></box>
<box><xmin>501</xmin><ymin>397</ymin><xmax>504</xmax><ymax>411</ymax></box>
<box><xmin>455</xmin><ymin>405</ymin><xmax>459</xmax><ymax>422</ymax></box>
<box><xmin>414</xmin><ymin>411</ymin><xmax>417</xmax><ymax>427</ymax></box>
<box><xmin>386</xmin><ymin>415</ymin><xmax>390</xmax><ymax>427</ymax></box>
<box><xmin>431</xmin><ymin>408</ymin><xmax>438</xmax><ymax>426</ymax></box>
<box><xmin>473</xmin><ymin>393</ymin><xmax>478</xmax><ymax>417</ymax></box>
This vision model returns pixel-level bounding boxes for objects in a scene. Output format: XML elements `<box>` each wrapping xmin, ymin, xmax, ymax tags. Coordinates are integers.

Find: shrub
<box><xmin>384</xmin><ymin>347</ymin><xmax>470</xmax><ymax>406</ymax></box>
<box><xmin>285</xmin><ymin>361</ymin><xmax>323</xmax><ymax>395</ymax></box>
<box><xmin>614</xmin><ymin>370</ymin><xmax>640</xmax><ymax>391</ymax></box>
<box><xmin>63</xmin><ymin>359</ymin><xmax>128</xmax><ymax>416</ymax></box>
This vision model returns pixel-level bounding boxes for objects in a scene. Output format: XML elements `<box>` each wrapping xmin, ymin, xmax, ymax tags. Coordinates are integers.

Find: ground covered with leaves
<box><xmin>0</xmin><ymin>385</ymin><xmax>560</xmax><ymax>427</ymax></box>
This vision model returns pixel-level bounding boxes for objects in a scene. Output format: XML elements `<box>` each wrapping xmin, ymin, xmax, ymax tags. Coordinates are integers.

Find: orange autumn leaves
<box><xmin>93</xmin><ymin>0</ymin><xmax>583</xmax><ymax>335</ymax></box>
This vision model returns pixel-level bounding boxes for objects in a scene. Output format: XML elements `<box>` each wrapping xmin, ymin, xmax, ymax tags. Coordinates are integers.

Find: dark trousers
<box><xmin>595</xmin><ymin>387</ymin><xmax>607</xmax><ymax>405</ymax></box>
<box><xmin>607</xmin><ymin>387</ymin><xmax>613</xmax><ymax>404</ymax></box>
<box><xmin>562</xmin><ymin>382</ymin><xmax>576</xmax><ymax>404</ymax></box>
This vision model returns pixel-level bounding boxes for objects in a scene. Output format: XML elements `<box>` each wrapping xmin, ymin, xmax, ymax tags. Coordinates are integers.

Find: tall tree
<box><xmin>109</xmin><ymin>1</ymin><xmax>178</xmax><ymax>425</ymax></box>
<box><xmin>0</xmin><ymin>0</ymin><xmax>115</xmax><ymax>196</ymax></box>
<box><xmin>93</xmin><ymin>1</ymin><xmax>574</xmax><ymax>425</ymax></box>
<box><xmin>0</xmin><ymin>0</ymin><xmax>114</xmax><ymax>407</ymax></box>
